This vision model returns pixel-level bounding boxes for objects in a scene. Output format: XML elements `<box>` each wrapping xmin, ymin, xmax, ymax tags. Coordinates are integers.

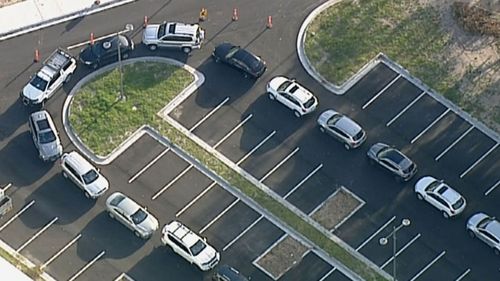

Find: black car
<box><xmin>212</xmin><ymin>264</ymin><xmax>249</xmax><ymax>281</ymax></box>
<box><xmin>212</xmin><ymin>42</ymin><xmax>266</xmax><ymax>78</ymax></box>
<box><xmin>79</xmin><ymin>35</ymin><xmax>134</xmax><ymax>69</ymax></box>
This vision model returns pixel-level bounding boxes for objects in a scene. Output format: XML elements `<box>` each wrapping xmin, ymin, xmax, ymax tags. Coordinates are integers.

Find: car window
<box><xmin>39</xmin><ymin>130</ymin><xmax>56</xmax><ymax>144</ymax></box>
<box><xmin>169</xmin><ymin>234</ymin><xmax>189</xmax><ymax>253</ymax></box>
<box><xmin>161</xmin><ymin>36</ymin><xmax>175</xmax><ymax>42</ymax></box>
<box><xmin>64</xmin><ymin>163</ymin><xmax>81</xmax><ymax>182</ymax></box>
<box><xmin>431</xmin><ymin>194</ymin><xmax>448</xmax><ymax>207</ymax></box>
<box><xmin>381</xmin><ymin>159</ymin><xmax>396</xmax><ymax>170</ymax></box>
<box><xmin>29</xmin><ymin>75</ymin><xmax>48</xmax><ymax>91</ymax></box>
<box><xmin>425</xmin><ymin>180</ymin><xmax>442</xmax><ymax>192</ymax></box>
<box><xmin>277</xmin><ymin>80</ymin><xmax>292</xmax><ymax>92</ymax></box>
<box><xmin>158</xmin><ymin>23</ymin><xmax>167</xmax><ymax>38</ymax></box>
<box><xmin>48</xmin><ymin>72</ymin><xmax>61</xmax><ymax>87</ymax></box>
<box><xmin>477</xmin><ymin>217</ymin><xmax>494</xmax><ymax>229</ymax></box>
<box><xmin>109</xmin><ymin>194</ymin><xmax>126</xmax><ymax>206</ymax></box>
<box><xmin>482</xmin><ymin>231</ymin><xmax>499</xmax><ymax>243</ymax></box>
<box><xmin>190</xmin><ymin>239</ymin><xmax>207</xmax><ymax>256</ymax></box>
<box><xmin>82</xmin><ymin>169</ymin><xmax>99</xmax><ymax>184</ymax></box>
<box><xmin>131</xmin><ymin>209</ymin><xmax>147</xmax><ymax>225</ymax></box>
<box><xmin>326</xmin><ymin>114</ymin><xmax>343</xmax><ymax>127</ymax></box>
<box><xmin>304</xmin><ymin>97</ymin><xmax>316</xmax><ymax>108</ymax></box>
<box><xmin>225</xmin><ymin>46</ymin><xmax>240</xmax><ymax>59</ymax></box>
<box><xmin>451</xmin><ymin>197</ymin><xmax>465</xmax><ymax>210</ymax></box>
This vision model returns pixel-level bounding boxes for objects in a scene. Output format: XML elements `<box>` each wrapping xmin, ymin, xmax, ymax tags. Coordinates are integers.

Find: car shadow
<box><xmin>0</xmin><ymin>101</ymin><xmax>31</xmax><ymax>142</ymax></box>
<box><xmin>20</xmin><ymin>174</ymin><xmax>96</xmax><ymax>228</ymax></box>
<box><xmin>76</xmin><ymin>211</ymin><xmax>146</xmax><ymax>260</ymax></box>
<box><xmin>126</xmin><ymin>246</ymin><xmax>207</xmax><ymax>281</ymax></box>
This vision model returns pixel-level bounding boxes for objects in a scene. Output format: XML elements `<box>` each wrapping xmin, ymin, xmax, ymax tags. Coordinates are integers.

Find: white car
<box><xmin>161</xmin><ymin>221</ymin><xmax>220</xmax><ymax>271</ymax></box>
<box><xmin>414</xmin><ymin>176</ymin><xmax>466</xmax><ymax>218</ymax></box>
<box><xmin>106</xmin><ymin>192</ymin><xmax>159</xmax><ymax>239</ymax></box>
<box><xmin>266</xmin><ymin>76</ymin><xmax>318</xmax><ymax>117</ymax></box>
<box><xmin>317</xmin><ymin>109</ymin><xmax>366</xmax><ymax>149</ymax></box>
<box><xmin>467</xmin><ymin>213</ymin><xmax>500</xmax><ymax>255</ymax></box>
<box><xmin>61</xmin><ymin>151</ymin><xmax>109</xmax><ymax>199</ymax></box>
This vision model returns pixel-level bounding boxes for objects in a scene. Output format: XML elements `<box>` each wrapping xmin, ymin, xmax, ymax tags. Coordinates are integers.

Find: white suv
<box><xmin>266</xmin><ymin>76</ymin><xmax>318</xmax><ymax>117</ymax></box>
<box><xmin>161</xmin><ymin>221</ymin><xmax>220</xmax><ymax>271</ymax></box>
<box><xmin>415</xmin><ymin>176</ymin><xmax>466</xmax><ymax>218</ymax></box>
<box><xmin>28</xmin><ymin>110</ymin><xmax>63</xmax><ymax>161</ymax></box>
<box><xmin>61</xmin><ymin>151</ymin><xmax>109</xmax><ymax>199</ymax></box>
<box><xmin>142</xmin><ymin>22</ymin><xmax>205</xmax><ymax>53</ymax></box>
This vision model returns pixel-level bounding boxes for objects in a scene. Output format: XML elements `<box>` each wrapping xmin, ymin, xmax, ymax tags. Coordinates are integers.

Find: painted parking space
<box><xmin>280</xmin><ymin>251</ymin><xmax>335</xmax><ymax>281</ymax></box>
<box><xmin>345</xmin><ymin>63</ymin><xmax>399</xmax><ymax>103</ymax></box>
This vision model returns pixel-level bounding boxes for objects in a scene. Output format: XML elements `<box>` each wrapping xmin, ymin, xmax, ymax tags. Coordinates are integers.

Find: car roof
<box><xmin>166</xmin><ymin>221</ymin><xmax>200</xmax><ymax>247</ymax></box>
<box><xmin>288</xmin><ymin>83</ymin><xmax>312</xmax><ymax>104</ymax></box>
<box><xmin>381</xmin><ymin>149</ymin><xmax>412</xmax><ymax>168</ymax></box>
<box><xmin>31</xmin><ymin>111</ymin><xmax>53</xmax><ymax>131</ymax></box>
<box><xmin>166</xmin><ymin>22</ymin><xmax>198</xmax><ymax>35</ymax></box>
<box><xmin>64</xmin><ymin>151</ymin><xmax>94</xmax><ymax>174</ymax></box>
<box><xmin>436</xmin><ymin>185</ymin><xmax>461</xmax><ymax>203</ymax></box>
<box><xmin>335</xmin><ymin>116</ymin><xmax>362</xmax><ymax>137</ymax></box>
<box><xmin>485</xmin><ymin>219</ymin><xmax>500</xmax><ymax>237</ymax></box>
<box><xmin>216</xmin><ymin>264</ymin><xmax>249</xmax><ymax>281</ymax></box>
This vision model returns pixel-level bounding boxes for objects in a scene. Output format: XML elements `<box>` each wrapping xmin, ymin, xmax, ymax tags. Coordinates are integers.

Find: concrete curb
<box><xmin>0</xmin><ymin>0</ymin><xmax>136</xmax><ymax>42</ymax></box>
<box><xmin>62</xmin><ymin>56</ymin><xmax>205</xmax><ymax>165</ymax></box>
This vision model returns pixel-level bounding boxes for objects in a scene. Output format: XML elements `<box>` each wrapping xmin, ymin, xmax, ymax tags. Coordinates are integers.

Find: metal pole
<box><xmin>393</xmin><ymin>225</ymin><xmax>397</xmax><ymax>281</ymax></box>
<box><xmin>117</xmin><ymin>37</ymin><xmax>124</xmax><ymax>101</ymax></box>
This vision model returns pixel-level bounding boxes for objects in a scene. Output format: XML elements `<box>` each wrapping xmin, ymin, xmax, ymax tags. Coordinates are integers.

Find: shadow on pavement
<box><xmin>0</xmin><ymin>101</ymin><xmax>30</xmax><ymax>142</ymax></box>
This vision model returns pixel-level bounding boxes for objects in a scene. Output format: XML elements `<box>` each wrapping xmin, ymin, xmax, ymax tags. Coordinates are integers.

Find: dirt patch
<box><xmin>255</xmin><ymin>235</ymin><xmax>309</xmax><ymax>279</ymax></box>
<box><xmin>311</xmin><ymin>187</ymin><xmax>363</xmax><ymax>231</ymax></box>
<box><xmin>0</xmin><ymin>0</ymin><xmax>25</xmax><ymax>8</ymax></box>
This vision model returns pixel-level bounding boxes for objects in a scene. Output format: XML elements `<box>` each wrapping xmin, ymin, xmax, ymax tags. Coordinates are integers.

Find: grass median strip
<box><xmin>69</xmin><ymin>61</ymin><xmax>387</xmax><ymax>281</ymax></box>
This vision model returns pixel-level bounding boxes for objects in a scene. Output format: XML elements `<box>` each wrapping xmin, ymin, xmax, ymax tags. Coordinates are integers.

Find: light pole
<box><xmin>379</xmin><ymin>218</ymin><xmax>410</xmax><ymax>281</ymax></box>
<box><xmin>117</xmin><ymin>23</ymin><xmax>134</xmax><ymax>101</ymax></box>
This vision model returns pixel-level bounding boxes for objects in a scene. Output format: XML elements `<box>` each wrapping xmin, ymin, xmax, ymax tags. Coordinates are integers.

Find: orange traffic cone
<box><xmin>34</xmin><ymin>49</ymin><xmax>40</xmax><ymax>63</ymax></box>
<box><xmin>232</xmin><ymin>8</ymin><xmax>238</xmax><ymax>21</ymax></box>
<box><xmin>90</xmin><ymin>32</ymin><xmax>95</xmax><ymax>45</ymax></box>
<box><xmin>143</xmin><ymin>16</ymin><xmax>148</xmax><ymax>28</ymax></box>
<box><xmin>266</xmin><ymin>16</ymin><xmax>272</xmax><ymax>29</ymax></box>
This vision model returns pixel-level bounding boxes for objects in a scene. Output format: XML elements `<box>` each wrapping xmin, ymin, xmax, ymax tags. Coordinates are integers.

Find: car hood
<box><xmin>86</xmin><ymin>175</ymin><xmax>109</xmax><ymax>196</ymax></box>
<box><xmin>138</xmin><ymin>214</ymin><xmax>159</xmax><ymax>233</ymax></box>
<box><xmin>317</xmin><ymin>109</ymin><xmax>337</xmax><ymax>126</ymax></box>
<box><xmin>39</xmin><ymin>141</ymin><xmax>62</xmax><ymax>158</ymax></box>
<box><xmin>194</xmin><ymin>244</ymin><xmax>218</xmax><ymax>263</ymax></box>
<box><xmin>143</xmin><ymin>25</ymin><xmax>160</xmax><ymax>41</ymax></box>
<box><xmin>268</xmin><ymin>76</ymin><xmax>289</xmax><ymax>91</ymax></box>
<box><xmin>79</xmin><ymin>46</ymin><xmax>97</xmax><ymax>63</ymax></box>
<box><xmin>214</xmin><ymin>42</ymin><xmax>234</xmax><ymax>57</ymax></box>
<box><xmin>467</xmin><ymin>212</ymin><xmax>488</xmax><ymax>229</ymax></box>
<box><xmin>22</xmin><ymin>83</ymin><xmax>43</xmax><ymax>100</ymax></box>
<box><xmin>414</xmin><ymin>176</ymin><xmax>436</xmax><ymax>192</ymax></box>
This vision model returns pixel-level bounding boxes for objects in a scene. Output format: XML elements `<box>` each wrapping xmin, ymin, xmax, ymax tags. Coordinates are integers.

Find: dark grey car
<box><xmin>367</xmin><ymin>143</ymin><xmax>417</xmax><ymax>181</ymax></box>
<box><xmin>212</xmin><ymin>264</ymin><xmax>249</xmax><ymax>281</ymax></box>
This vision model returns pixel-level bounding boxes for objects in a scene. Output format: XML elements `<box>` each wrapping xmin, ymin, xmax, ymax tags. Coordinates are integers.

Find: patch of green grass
<box><xmin>69</xmin><ymin>62</ymin><xmax>193</xmax><ymax>156</ymax></box>
<box><xmin>305</xmin><ymin>0</ymin><xmax>454</xmax><ymax>94</ymax></box>
<box><xmin>70</xmin><ymin>62</ymin><xmax>387</xmax><ymax>281</ymax></box>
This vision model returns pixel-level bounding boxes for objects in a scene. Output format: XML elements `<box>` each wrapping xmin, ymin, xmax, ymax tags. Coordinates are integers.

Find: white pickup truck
<box><xmin>21</xmin><ymin>48</ymin><xmax>77</xmax><ymax>107</ymax></box>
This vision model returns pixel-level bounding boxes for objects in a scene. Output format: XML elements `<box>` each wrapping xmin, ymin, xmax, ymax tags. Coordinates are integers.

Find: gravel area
<box><xmin>311</xmin><ymin>187</ymin><xmax>363</xmax><ymax>231</ymax></box>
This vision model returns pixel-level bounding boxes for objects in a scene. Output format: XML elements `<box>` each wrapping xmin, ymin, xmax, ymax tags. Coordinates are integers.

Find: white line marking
<box><xmin>381</xmin><ymin>233</ymin><xmax>421</xmax><ymax>269</ymax></box>
<box><xmin>200</xmin><ymin>199</ymin><xmax>240</xmax><ymax>234</ymax></box>
<box><xmin>128</xmin><ymin>147</ymin><xmax>171</xmax><ymax>183</ymax></box>
<box><xmin>152</xmin><ymin>164</ymin><xmax>193</xmax><ymax>200</ymax></box>
<box><xmin>411</xmin><ymin>108</ymin><xmax>450</xmax><ymax>144</ymax></box>
<box><xmin>485</xmin><ymin>179</ymin><xmax>500</xmax><ymax>196</ymax></box>
<box><xmin>41</xmin><ymin>234</ymin><xmax>82</xmax><ymax>269</ymax></box>
<box><xmin>409</xmin><ymin>251</ymin><xmax>446</xmax><ymax>281</ymax></box>
<box><xmin>259</xmin><ymin>147</ymin><xmax>299</xmax><ymax>182</ymax></box>
<box><xmin>2</xmin><ymin>183</ymin><xmax>12</xmax><ymax>192</ymax></box>
<box><xmin>68</xmin><ymin>250</ymin><xmax>106</xmax><ymax>281</ymax></box>
<box><xmin>435</xmin><ymin>126</ymin><xmax>474</xmax><ymax>161</ymax></box>
<box><xmin>362</xmin><ymin>74</ymin><xmax>401</xmax><ymax>109</ymax></box>
<box><xmin>332</xmin><ymin>200</ymin><xmax>365</xmax><ymax>231</ymax></box>
<box><xmin>253</xmin><ymin>234</ymin><xmax>288</xmax><ymax>263</ymax></box>
<box><xmin>460</xmin><ymin>143</ymin><xmax>498</xmax><ymax>178</ymax></box>
<box><xmin>17</xmin><ymin>217</ymin><xmax>58</xmax><ymax>253</ymax></box>
<box><xmin>284</xmin><ymin>164</ymin><xmax>323</xmax><ymax>199</ymax></box>
<box><xmin>318</xmin><ymin>267</ymin><xmax>336</xmax><ymax>281</ymax></box>
<box><xmin>223</xmin><ymin>216</ymin><xmax>263</xmax><ymax>251</ymax></box>
<box><xmin>190</xmin><ymin>97</ymin><xmax>229</xmax><ymax>132</ymax></box>
<box><xmin>214</xmin><ymin>114</ymin><xmax>253</xmax><ymax>148</ymax></box>
<box><xmin>454</xmin><ymin>268</ymin><xmax>471</xmax><ymax>281</ymax></box>
<box><xmin>356</xmin><ymin>216</ymin><xmax>396</xmax><ymax>251</ymax></box>
<box><xmin>237</xmin><ymin>131</ymin><xmax>276</xmax><ymax>165</ymax></box>
<box><xmin>0</xmin><ymin>200</ymin><xmax>35</xmax><ymax>233</ymax></box>
<box><xmin>386</xmin><ymin>91</ymin><xmax>425</xmax><ymax>126</ymax></box>
<box><xmin>176</xmin><ymin>182</ymin><xmax>218</xmax><ymax>217</ymax></box>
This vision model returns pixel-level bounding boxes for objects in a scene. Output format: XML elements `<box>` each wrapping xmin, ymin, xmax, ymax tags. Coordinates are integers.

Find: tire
<box><xmin>294</xmin><ymin>110</ymin><xmax>301</xmax><ymax>118</ymax></box>
<box><xmin>134</xmin><ymin>231</ymin><xmax>141</xmax><ymax>238</ymax></box>
<box><xmin>319</xmin><ymin>126</ymin><xmax>325</xmax><ymax>133</ymax></box>
<box><xmin>443</xmin><ymin>211</ymin><xmax>449</xmax><ymax>219</ymax></box>
<box><xmin>148</xmin><ymin>44</ymin><xmax>158</xmax><ymax>51</ymax></box>
<box><xmin>344</xmin><ymin>143</ymin><xmax>351</xmax><ymax>150</ymax></box>
<box><xmin>467</xmin><ymin>230</ymin><xmax>475</xmax><ymax>238</ymax></box>
<box><xmin>108</xmin><ymin>211</ymin><xmax>114</xmax><ymax>219</ymax></box>
<box><xmin>84</xmin><ymin>192</ymin><xmax>91</xmax><ymax>199</ymax></box>
<box><xmin>268</xmin><ymin>93</ymin><xmax>275</xmax><ymax>100</ymax></box>
<box><xmin>416</xmin><ymin>193</ymin><xmax>424</xmax><ymax>200</ymax></box>
<box><xmin>182</xmin><ymin>47</ymin><xmax>192</xmax><ymax>54</ymax></box>
<box><xmin>64</xmin><ymin>74</ymin><xmax>72</xmax><ymax>84</ymax></box>
<box><xmin>62</xmin><ymin>171</ymin><xmax>68</xmax><ymax>178</ymax></box>
<box><xmin>243</xmin><ymin>72</ymin><xmax>249</xmax><ymax>79</ymax></box>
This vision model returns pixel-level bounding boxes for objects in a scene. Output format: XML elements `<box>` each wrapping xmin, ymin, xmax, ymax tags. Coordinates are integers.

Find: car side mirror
<box><xmin>203</xmin><ymin>237</ymin><xmax>207</xmax><ymax>242</ymax></box>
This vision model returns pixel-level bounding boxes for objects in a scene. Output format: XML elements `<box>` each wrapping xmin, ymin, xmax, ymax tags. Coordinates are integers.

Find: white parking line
<box><xmin>485</xmin><ymin>179</ymin><xmax>500</xmax><ymax>196</ymax></box>
<box><xmin>409</xmin><ymin>251</ymin><xmax>446</xmax><ymax>281</ymax></box>
<box><xmin>237</xmin><ymin>131</ymin><xmax>276</xmax><ymax>165</ymax></box>
<box><xmin>223</xmin><ymin>216</ymin><xmax>263</xmax><ymax>251</ymax></box>
<box><xmin>460</xmin><ymin>143</ymin><xmax>498</xmax><ymax>178</ymax></box>
<box><xmin>0</xmin><ymin>200</ymin><xmax>35</xmax><ymax>233</ymax></box>
<box><xmin>362</xmin><ymin>74</ymin><xmax>401</xmax><ymax>109</ymax></box>
<box><xmin>68</xmin><ymin>250</ymin><xmax>106</xmax><ymax>281</ymax></box>
<box><xmin>380</xmin><ymin>233</ymin><xmax>421</xmax><ymax>269</ymax></box>
<box><xmin>386</xmin><ymin>91</ymin><xmax>426</xmax><ymax>127</ymax></box>
<box><xmin>128</xmin><ymin>147</ymin><xmax>171</xmax><ymax>183</ymax></box>
<box><xmin>411</xmin><ymin>108</ymin><xmax>450</xmax><ymax>144</ymax></box>
<box><xmin>199</xmin><ymin>199</ymin><xmax>240</xmax><ymax>234</ymax></box>
<box><xmin>318</xmin><ymin>267</ymin><xmax>336</xmax><ymax>281</ymax></box>
<box><xmin>190</xmin><ymin>97</ymin><xmax>230</xmax><ymax>132</ymax></box>
<box><xmin>253</xmin><ymin>234</ymin><xmax>288</xmax><ymax>263</ymax></box>
<box><xmin>454</xmin><ymin>268</ymin><xmax>471</xmax><ymax>281</ymax></box>
<box><xmin>17</xmin><ymin>217</ymin><xmax>58</xmax><ymax>253</ymax></box>
<box><xmin>214</xmin><ymin>114</ymin><xmax>253</xmax><ymax>148</ymax></box>
<box><xmin>259</xmin><ymin>147</ymin><xmax>299</xmax><ymax>183</ymax></box>
<box><xmin>41</xmin><ymin>234</ymin><xmax>82</xmax><ymax>270</ymax></box>
<box><xmin>284</xmin><ymin>164</ymin><xmax>323</xmax><ymax>199</ymax></box>
<box><xmin>435</xmin><ymin>126</ymin><xmax>474</xmax><ymax>161</ymax></box>
<box><xmin>176</xmin><ymin>182</ymin><xmax>218</xmax><ymax>217</ymax></box>
<box><xmin>1</xmin><ymin>183</ymin><xmax>12</xmax><ymax>192</ymax></box>
<box><xmin>152</xmin><ymin>164</ymin><xmax>193</xmax><ymax>200</ymax></box>
<box><xmin>356</xmin><ymin>216</ymin><xmax>396</xmax><ymax>251</ymax></box>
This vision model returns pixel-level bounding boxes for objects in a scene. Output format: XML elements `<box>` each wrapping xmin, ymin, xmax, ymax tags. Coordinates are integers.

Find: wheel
<box><xmin>416</xmin><ymin>193</ymin><xmax>424</xmax><ymax>200</ymax></box>
<box><xmin>495</xmin><ymin>248</ymin><xmax>500</xmax><ymax>256</ymax></box>
<box><xmin>344</xmin><ymin>143</ymin><xmax>351</xmax><ymax>150</ymax></box>
<box><xmin>108</xmin><ymin>211</ymin><xmax>114</xmax><ymax>219</ymax></box>
<box><xmin>181</xmin><ymin>47</ymin><xmax>192</xmax><ymax>54</ymax></box>
<box><xmin>62</xmin><ymin>171</ymin><xmax>68</xmax><ymax>178</ymax></box>
<box><xmin>268</xmin><ymin>93</ymin><xmax>275</xmax><ymax>100</ymax></box>
<box><xmin>64</xmin><ymin>74</ymin><xmax>72</xmax><ymax>83</ymax></box>
<box><xmin>294</xmin><ymin>110</ymin><xmax>301</xmax><ymax>118</ymax></box>
<box><xmin>467</xmin><ymin>230</ymin><xmax>475</xmax><ymax>238</ymax></box>
<box><xmin>148</xmin><ymin>44</ymin><xmax>158</xmax><ymax>51</ymax></box>
<box><xmin>122</xmin><ymin>52</ymin><xmax>129</xmax><ymax>59</ymax></box>
<box><xmin>319</xmin><ymin>126</ymin><xmax>325</xmax><ymax>133</ymax></box>
<box><xmin>442</xmin><ymin>211</ymin><xmax>450</xmax><ymax>218</ymax></box>
<box><xmin>243</xmin><ymin>72</ymin><xmax>249</xmax><ymax>78</ymax></box>
<box><xmin>134</xmin><ymin>231</ymin><xmax>141</xmax><ymax>238</ymax></box>
<box><xmin>84</xmin><ymin>192</ymin><xmax>91</xmax><ymax>199</ymax></box>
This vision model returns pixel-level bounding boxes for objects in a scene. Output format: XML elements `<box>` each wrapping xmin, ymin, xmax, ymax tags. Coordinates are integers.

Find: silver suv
<box><xmin>317</xmin><ymin>109</ymin><xmax>366</xmax><ymax>149</ymax></box>
<box><xmin>28</xmin><ymin>110</ymin><xmax>63</xmax><ymax>161</ymax></box>
<box><xmin>142</xmin><ymin>22</ymin><xmax>205</xmax><ymax>53</ymax></box>
<box><xmin>467</xmin><ymin>213</ymin><xmax>500</xmax><ymax>255</ymax></box>
<box><xmin>61</xmin><ymin>151</ymin><xmax>109</xmax><ymax>199</ymax></box>
<box><xmin>367</xmin><ymin>143</ymin><xmax>417</xmax><ymax>181</ymax></box>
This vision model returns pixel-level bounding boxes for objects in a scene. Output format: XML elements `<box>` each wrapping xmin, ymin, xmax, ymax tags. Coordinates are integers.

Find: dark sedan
<box><xmin>79</xmin><ymin>34</ymin><xmax>134</xmax><ymax>69</ymax></box>
<box><xmin>212</xmin><ymin>43</ymin><xmax>266</xmax><ymax>78</ymax></box>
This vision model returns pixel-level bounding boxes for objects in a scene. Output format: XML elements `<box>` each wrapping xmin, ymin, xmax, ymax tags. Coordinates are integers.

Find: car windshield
<box><xmin>426</xmin><ymin>180</ymin><xmax>442</xmax><ymax>192</ymax></box>
<box><xmin>226</xmin><ymin>46</ymin><xmax>240</xmax><ymax>59</ymax></box>
<box><xmin>109</xmin><ymin>194</ymin><xmax>126</xmax><ymax>206</ymax></box>
<box><xmin>452</xmin><ymin>197</ymin><xmax>465</xmax><ymax>210</ymax></box>
<box><xmin>131</xmin><ymin>209</ymin><xmax>148</xmax><ymax>225</ymax></box>
<box><xmin>304</xmin><ymin>97</ymin><xmax>316</xmax><ymax>108</ymax></box>
<box><xmin>158</xmin><ymin>23</ymin><xmax>167</xmax><ymax>37</ymax></box>
<box><xmin>478</xmin><ymin>217</ymin><xmax>494</xmax><ymax>229</ymax></box>
<box><xmin>190</xmin><ymin>239</ymin><xmax>207</xmax><ymax>256</ymax></box>
<box><xmin>277</xmin><ymin>80</ymin><xmax>293</xmax><ymax>92</ymax></box>
<box><xmin>327</xmin><ymin>114</ymin><xmax>343</xmax><ymax>126</ymax></box>
<box><xmin>39</xmin><ymin>131</ymin><xmax>56</xmax><ymax>144</ymax></box>
<box><xmin>82</xmin><ymin>170</ymin><xmax>99</xmax><ymax>184</ymax></box>
<box><xmin>380</xmin><ymin>149</ymin><xmax>405</xmax><ymax>164</ymax></box>
<box><xmin>29</xmin><ymin>75</ymin><xmax>48</xmax><ymax>91</ymax></box>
